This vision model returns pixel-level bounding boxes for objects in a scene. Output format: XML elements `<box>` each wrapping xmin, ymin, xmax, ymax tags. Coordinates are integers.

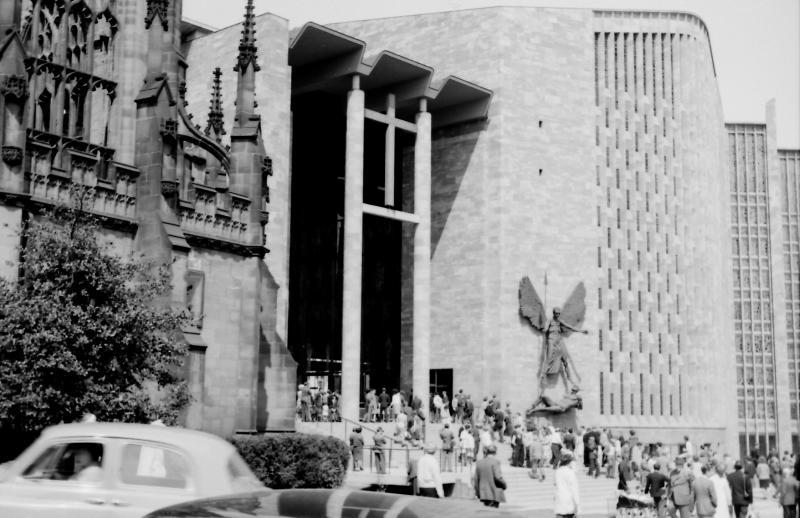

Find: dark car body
<box><xmin>145</xmin><ymin>488</ymin><xmax>529</xmax><ymax>518</ymax></box>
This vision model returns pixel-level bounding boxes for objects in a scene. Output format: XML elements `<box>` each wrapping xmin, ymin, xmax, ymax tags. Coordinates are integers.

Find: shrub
<box><xmin>231</xmin><ymin>433</ymin><xmax>350</xmax><ymax>489</ymax></box>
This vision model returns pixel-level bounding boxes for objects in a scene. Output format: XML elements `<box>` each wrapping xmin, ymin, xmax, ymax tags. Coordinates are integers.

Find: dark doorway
<box><xmin>287</xmin><ymin>92</ymin><xmax>406</xmax><ymax>395</ymax></box>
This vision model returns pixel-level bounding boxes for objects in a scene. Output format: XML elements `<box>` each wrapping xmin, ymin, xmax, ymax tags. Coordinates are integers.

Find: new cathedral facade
<box><xmin>1</xmin><ymin>2</ymin><xmax>798</xmax><ymax>456</ymax></box>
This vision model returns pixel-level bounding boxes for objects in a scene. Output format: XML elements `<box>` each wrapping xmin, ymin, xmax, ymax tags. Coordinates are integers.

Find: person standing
<box><xmin>373</xmin><ymin>426</ymin><xmax>388</xmax><ymax>474</ymax></box>
<box><xmin>554</xmin><ymin>452</ymin><xmax>580</xmax><ymax>518</ymax></box>
<box><xmin>473</xmin><ymin>444</ymin><xmax>507</xmax><ymax>508</ymax></box>
<box><xmin>563</xmin><ymin>428</ymin><xmax>576</xmax><ymax>452</ymax></box>
<box><xmin>710</xmin><ymin>462</ymin><xmax>733</xmax><ymax>518</ymax></box>
<box><xmin>440</xmin><ymin>423</ymin><xmax>455</xmax><ymax>472</ymax></box>
<box><xmin>511</xmin><ymin>425</ymin><xmax>525</xmax><ymax>467</ymax></box>
<box><xmin>645</xmin><ymin>462</ymin><xmax>670</xmax><ymax>518</ymax></box>
<box><xmin>480</xmin><ymin>423</ymin><xmax>494</xmax><ymax>458</ymax></box>
<box><xmin>692</xmin><ymin>465</ymin><xmax>718</xmax><ymax>518</ymax></box>
<box><xmin>349</xmin><ymin>426</ymin><xmax>364</xmax><ymax>471</ymax></box>
<box><xmin>728</xmin><ymin>461</ymin><xmax>753</xmax><ymax>518</ymax></box>
<box><xmin>776</xmin><ymin>467</ymin><xmax>800</xmax><ymax>518</ymax></box>
<box><xmin>432</xmin><ymin>392</ymin><xmax>443</xmax><ymax>424</ymax></box>
<box><xmin>670</xmin><ymin>457</ymin><xmax>696</xmax><ymax>518</ymax></box>
<box><xmin>550</xmin><ymin>427</ymin><xmax>564</xmax><ymax>469</ymax></box>
<box><xmin>529</xmin><ymin>427</ymin><xmax>545</xmax><ymax>481</ymax></box>
<box><xmin>416</xmin><ymin>444</ymin><xmax>444</xmax><ymax>498</ymax></box>
<box><xmin>618</xmin><ymin>455</ymin><xmax>633</xmax><ymax>492</ymax></box>
<box><xmin>460</xmin><ymin>423</ymin><xmax>476</xmax><ymax>469</ymax></box>
<box><xmin>378</xmin><ymin>388</ymin><xmax>390</xmax><ymax>423</ymax></box>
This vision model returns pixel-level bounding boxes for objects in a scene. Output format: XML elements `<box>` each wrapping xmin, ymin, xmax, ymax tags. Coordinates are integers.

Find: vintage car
<box><xmin>145</xmin><ymin>488</ymin><xmax>529</xmax><ymax>518</ymax></box>
<box><xmin>0</xmin><ymin>422</ymin><xmax>263</xmax><ymax>518</ymax></box>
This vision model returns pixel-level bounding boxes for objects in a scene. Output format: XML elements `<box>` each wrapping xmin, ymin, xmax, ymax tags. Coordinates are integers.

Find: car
<box><xmin>144</xmin><ymin>488</ymin><xmax>529</xmax><ymax>518</ymax></box>
<box><xmin>0</xmin><ymin>422</ymin><xmax>263</xmax><ymax>518</ymax></box>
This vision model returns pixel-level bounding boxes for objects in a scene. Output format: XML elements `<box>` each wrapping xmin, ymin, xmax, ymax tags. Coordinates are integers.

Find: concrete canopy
<box><xmin>289</xmin><ymin>22</ymin><xmax>492</xmax><ymax>128</ymax></box>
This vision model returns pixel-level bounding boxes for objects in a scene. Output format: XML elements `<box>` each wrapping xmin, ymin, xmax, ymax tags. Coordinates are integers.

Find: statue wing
<box><xmin>559</xmin><ymin>282</ymin><xmax>587</xmax><ymax>337</ymax></box>
<box><xmin>519</xmin><ymin>276</ymin><xmax>546</xmax><ymax>332</ymax></box>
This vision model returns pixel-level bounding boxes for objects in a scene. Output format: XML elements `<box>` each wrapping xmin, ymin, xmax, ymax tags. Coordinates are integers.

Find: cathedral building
<box><xmin>1</xmin><ymin>1</ymin><xmax>797</xmax><ymax>455</ymax></box>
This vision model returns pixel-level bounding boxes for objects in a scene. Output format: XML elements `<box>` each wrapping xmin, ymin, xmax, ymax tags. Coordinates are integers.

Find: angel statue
<box><xmin>519</xmin><ymin>276</ymin><xmax>588</xmax><ymax>412</ymax></box>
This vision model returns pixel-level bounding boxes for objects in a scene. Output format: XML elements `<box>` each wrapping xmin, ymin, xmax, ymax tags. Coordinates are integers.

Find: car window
<box><xmin>119</xmin><ymin>443</ymin><xmax>190</xmax><ymax>489</ymax></box>
<box><xmin>227</xmin><ymin>453</ymin><xmax>262</xmax><ymax>492</ymax></box>
<box><xmin>22</xmin><ymin>442</ymin><xmax>105</xmax><ymax>483</ymax></box>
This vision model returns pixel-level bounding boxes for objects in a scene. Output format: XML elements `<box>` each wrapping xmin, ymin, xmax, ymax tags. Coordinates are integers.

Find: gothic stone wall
<box><xmin>182</xmin><ymin>13</ymin><xmax>292</xmax><ymax>344</ymax></box>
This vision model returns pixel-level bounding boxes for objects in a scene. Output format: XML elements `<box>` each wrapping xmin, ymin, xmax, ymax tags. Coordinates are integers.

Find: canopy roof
<box><xmin>290</xmin><ymin>23</ymin><xmax>492</xmax><ymax>128</ymax></box>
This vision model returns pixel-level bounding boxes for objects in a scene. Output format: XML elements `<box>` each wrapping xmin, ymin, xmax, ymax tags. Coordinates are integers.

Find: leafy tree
<box><xmin>0</xmin><ymin>196</ymin><xmax>190</xmax><ymax>431</ymax></box>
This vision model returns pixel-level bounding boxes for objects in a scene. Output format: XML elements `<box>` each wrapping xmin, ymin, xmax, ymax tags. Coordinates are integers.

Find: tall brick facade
<box><xmin>332</xmin><ymin>8</ymin><xmax>743</xmax><ymax>449</ymax></box>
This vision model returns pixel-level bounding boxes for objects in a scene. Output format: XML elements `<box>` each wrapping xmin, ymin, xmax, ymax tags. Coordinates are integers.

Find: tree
<box><xmin>0</xmin><ymin>196</ymin><xmax>190</xmax><ymax>431</ymax></box>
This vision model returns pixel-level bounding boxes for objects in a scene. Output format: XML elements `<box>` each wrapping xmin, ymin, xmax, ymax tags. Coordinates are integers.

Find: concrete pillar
<box><xmin>341</xmin><ymin>75</ymin><xmax>364</xmax><ymax>422</ymax></box>
<box><xmin>412</xmin><ymin>100</ymin><xmax>431</xmax><ymax>413</ymax></box>
<box><xmin>765</xmin><ymin>100</ymin><xmax>792</xmax><ymax>452</ymax></box>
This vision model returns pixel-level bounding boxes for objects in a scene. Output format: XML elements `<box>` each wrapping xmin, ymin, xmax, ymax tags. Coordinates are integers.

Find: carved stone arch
<box><xmin>33</xmin><ymin>0</ymin><xmax>66</xmax><ymax>61</ymax></box>
<box><xmin>36</xmin><ymin>87</ymin><xmax>53</xmax><ymax>132</ymax></box>
<box><xmin>93</xmin><ymin>7</ymin><xmax>119</xmax><ymax>54</ymax></box>
<box><xmin>66</xmin><ymin>0</ymin><xmax>93</xmax><ymax>68</ymax></box>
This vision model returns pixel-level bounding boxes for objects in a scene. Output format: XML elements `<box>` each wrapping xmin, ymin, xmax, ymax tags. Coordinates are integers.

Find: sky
<box><xmin>184</xmin><ymin>0</ymin><xmax>800</xmax><ymax>148</ymax></box>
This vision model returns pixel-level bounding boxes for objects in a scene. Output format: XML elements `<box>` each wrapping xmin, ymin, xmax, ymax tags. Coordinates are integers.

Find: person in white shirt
<box><xmin>432</xmin><ymin>393</ymin><xmax>443</xmax><ymax>423</ymax></box>
<box><xmin>416</xmin><ymin>444</ymin><xmax>444</xmax><ymax>498</ymax></box>
<box><xmin>554</xmin><ymin>451</ymin><xmax>580</xmax><ymax>518</ymax></box>
<box><xmin>479</xmin><ymin>424</ymin><xmax>494</xmax><ymax>458</ymax></box>
<box><xmin>460</xmin><ymin>425</ymin><xmax>476</xmax><ymax>467</ymax></box>
<box><xmin>709</xmin><ymin>462</ymin><xmax>733</xmax><ymax>518</ymax></box>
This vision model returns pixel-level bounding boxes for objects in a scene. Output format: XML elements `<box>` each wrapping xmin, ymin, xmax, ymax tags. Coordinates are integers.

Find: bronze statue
<box><xmin>528</xmin><ymin>386</ymin><xmax>583</xmax><ymax>415</ymax></box>
<box><xmin>519</xmin><ymin>276</ymin><xmax>588</xmax><ymax>407</ymax></box>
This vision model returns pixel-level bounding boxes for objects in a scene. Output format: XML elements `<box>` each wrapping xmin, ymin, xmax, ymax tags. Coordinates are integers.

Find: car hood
<box><xmin>144</xmin><ymin>488</ymin><xmax>529</xmax><ymax>517</ymax></box>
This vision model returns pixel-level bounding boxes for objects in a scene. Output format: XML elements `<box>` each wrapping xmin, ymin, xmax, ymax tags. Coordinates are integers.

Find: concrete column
<box><xmin>412</xmin><ymin>100</ymin><xmax>431</xmax><ymax>413</ymax></box>
<box><xmin>341</xmin><ymin>75</ymin><xmax>364</xmax><ymax>422</ymax></box>
<box><xmin>765</xmin><ymin>100</ymin><xmax>792</xmax><ymax>452</ymax></box>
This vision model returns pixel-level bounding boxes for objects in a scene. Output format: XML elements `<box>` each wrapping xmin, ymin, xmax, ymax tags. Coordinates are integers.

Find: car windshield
<box><xmin>22</xmin><ymin>442</ymin><xmax>104</xmax><ymax>482</ymax></box>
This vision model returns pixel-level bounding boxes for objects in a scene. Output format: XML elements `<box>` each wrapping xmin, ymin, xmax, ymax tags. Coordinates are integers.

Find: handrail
<box><xmin>342</xmin><ymin>417</ymin><xmax>406</xmax><ymax>448</ymax></box>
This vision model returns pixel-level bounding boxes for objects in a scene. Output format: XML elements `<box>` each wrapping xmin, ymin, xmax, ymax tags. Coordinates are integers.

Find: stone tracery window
<box><xmin>66</xmin><ymin>1</ymin><xmax>93</xmax><ymax>68</ymax></box>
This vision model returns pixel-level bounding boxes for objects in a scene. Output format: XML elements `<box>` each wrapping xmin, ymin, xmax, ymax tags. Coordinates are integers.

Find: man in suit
<box><xmin>670</xmin><ymin>457</ymin><xmax>696</xmax><ymax>518</ymax></box>
<box><xmin>439</xmin><ymin>423</ymin><xmax>455</xmax><ymax>472</ymax></box>
<box><xmin>728</xmin><ymin>461</ymin><xmax>753</xmax><ymax>518</ymax></box>
<box><xmin>473</xmin><ymin>444</ymin><xmax>507</xmax><ymax>507</ymax></box>
<box><xmin>692</xmin><ymin>465</ymin><xmax>717</xmax><ymax>518</ymax></box>
<box><xmin>645</xmin><ymin>462</ymin><xmax>670</xmax><ymax>518</ymax></box>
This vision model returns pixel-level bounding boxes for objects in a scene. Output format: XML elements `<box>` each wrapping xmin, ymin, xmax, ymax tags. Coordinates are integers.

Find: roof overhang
<box><xmin>289</xmin><ymin>22</ymin><xmax>492</xmax><ymax>129</ymax></box>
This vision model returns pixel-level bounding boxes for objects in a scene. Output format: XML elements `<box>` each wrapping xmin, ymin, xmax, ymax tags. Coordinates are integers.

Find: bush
<box><xmin>231</xmin><ymin>433</ymin><xmax>350</xmax><ymax>489</ymax></box>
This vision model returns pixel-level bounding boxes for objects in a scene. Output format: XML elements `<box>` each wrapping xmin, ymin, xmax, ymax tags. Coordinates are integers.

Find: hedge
<box><xmin>231</xmin><ymin>433</ymin><xmax>350</xmax><ymax>489</ymax></box>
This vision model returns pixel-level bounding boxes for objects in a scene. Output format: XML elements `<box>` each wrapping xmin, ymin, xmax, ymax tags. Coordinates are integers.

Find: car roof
<box><xmin>40</xmin><ymin>423</ymin><xmax>234</xmax><ymax>454</ymax></box>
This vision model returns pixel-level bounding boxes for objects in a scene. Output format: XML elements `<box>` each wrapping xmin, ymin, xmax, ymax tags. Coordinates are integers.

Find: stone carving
<box><xmin>159</xmin><ymin>118</ymin><xmax>178</xmax><ymax>142</ymax></box>
<box><xmin>527</xmin><ymin>387</ymin><xmax>583</xmax><ymax>415</ymax></box>
<box><xmin>145</xmin><ymin>0</ymin><xmax>169</xmax><ymax>31</ymax></box>
<box><xmin>161</xmin><ymin>180</ymin><xmax>178</xmax><ymax>196</ymax></box>
<box><xmin>233</xmin><ymin>0</ymin><xmax>261</xmax><ymax>72</ymax></box>
<box><xmin>1</xmin><ymin>75</ymin><xmax>29</xmax><ymax>101</ymax></box>
<box><xmin>205</xmin><ymin>68</ymin><xmax>225</xmax><ymax>139</ymax></box>
<box><xmin>2</xmin><ymin>146</ymin><xmax>23</xmax><ymax>166</ymax></box>
<box><xmin>519</xmin><ymin>276</ymin><xmax>588</xmax><ymax>413</ymax></box>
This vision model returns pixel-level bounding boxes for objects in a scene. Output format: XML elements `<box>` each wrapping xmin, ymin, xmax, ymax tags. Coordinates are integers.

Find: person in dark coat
<box><xmin>510</xmin><ymin>425</ymin><xmax>525</xmax><ymax>467</ymax></box>
<box><xmin>349</xmin><ymin>426</ymin><xmax>364</xmax><ymax>471</ymax></box>
<box><xmin>373</xmin><ymin>427</ymin><xmax>388</xmax><ymax>474</ymax></box>
<box><xmin>728</xmin><ymin>461</ymin><xmax>753</xmax><ymax>518</ymax></box>
<box><xmin>473</xmin><ymin>444</ymin><xmax>507</xmax><ymax>508</ymax></box>
<box><xmin>618</xmin><ymin>456</ymin><xmax>633</xmax><ymax>492</ymax></box>
<box><xmin>645</xmin><ymin>462</ymin><xmax>670</xmax><ymax>518</ymax></box>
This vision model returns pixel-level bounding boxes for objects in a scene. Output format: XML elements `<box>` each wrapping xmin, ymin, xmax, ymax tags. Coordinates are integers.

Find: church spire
<box><xmin>205</xmin><ymin>67</ymin><xmax>225</xmax><ymax>142</ymax></box>
<box><xmin>233</xmin><ymin>0</ymin><xmax>259</xmax><ymax>125</ymax></box>
<box><xmin>234</xmin><ymin>0</ymin><xmax>260</xmax><ymax>74</ymax></box>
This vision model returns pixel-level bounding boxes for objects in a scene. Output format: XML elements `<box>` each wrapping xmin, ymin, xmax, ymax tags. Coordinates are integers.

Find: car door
<box><xmin>0</xmin><ymin>439</ymin><xmax>113</xmax><ymax>518</ymax></box>
<box><xmin>108</xmin><ymin>440</ymin><xmax>199</xmax><ymax>518</ymax></box>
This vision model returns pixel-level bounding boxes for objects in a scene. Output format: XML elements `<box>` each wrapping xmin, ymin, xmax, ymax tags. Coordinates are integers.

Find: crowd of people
<box><xmin>308</xmin><ymin>385</ymin><xmax>800</xmax><ymax>518</ymax></box>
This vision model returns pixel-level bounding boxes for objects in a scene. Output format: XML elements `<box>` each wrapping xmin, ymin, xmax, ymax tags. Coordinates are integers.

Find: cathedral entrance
<box><xmin>287</xmin><ymin>91</ymin><xmax>412</xmax><ymax>398</ymax></box>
